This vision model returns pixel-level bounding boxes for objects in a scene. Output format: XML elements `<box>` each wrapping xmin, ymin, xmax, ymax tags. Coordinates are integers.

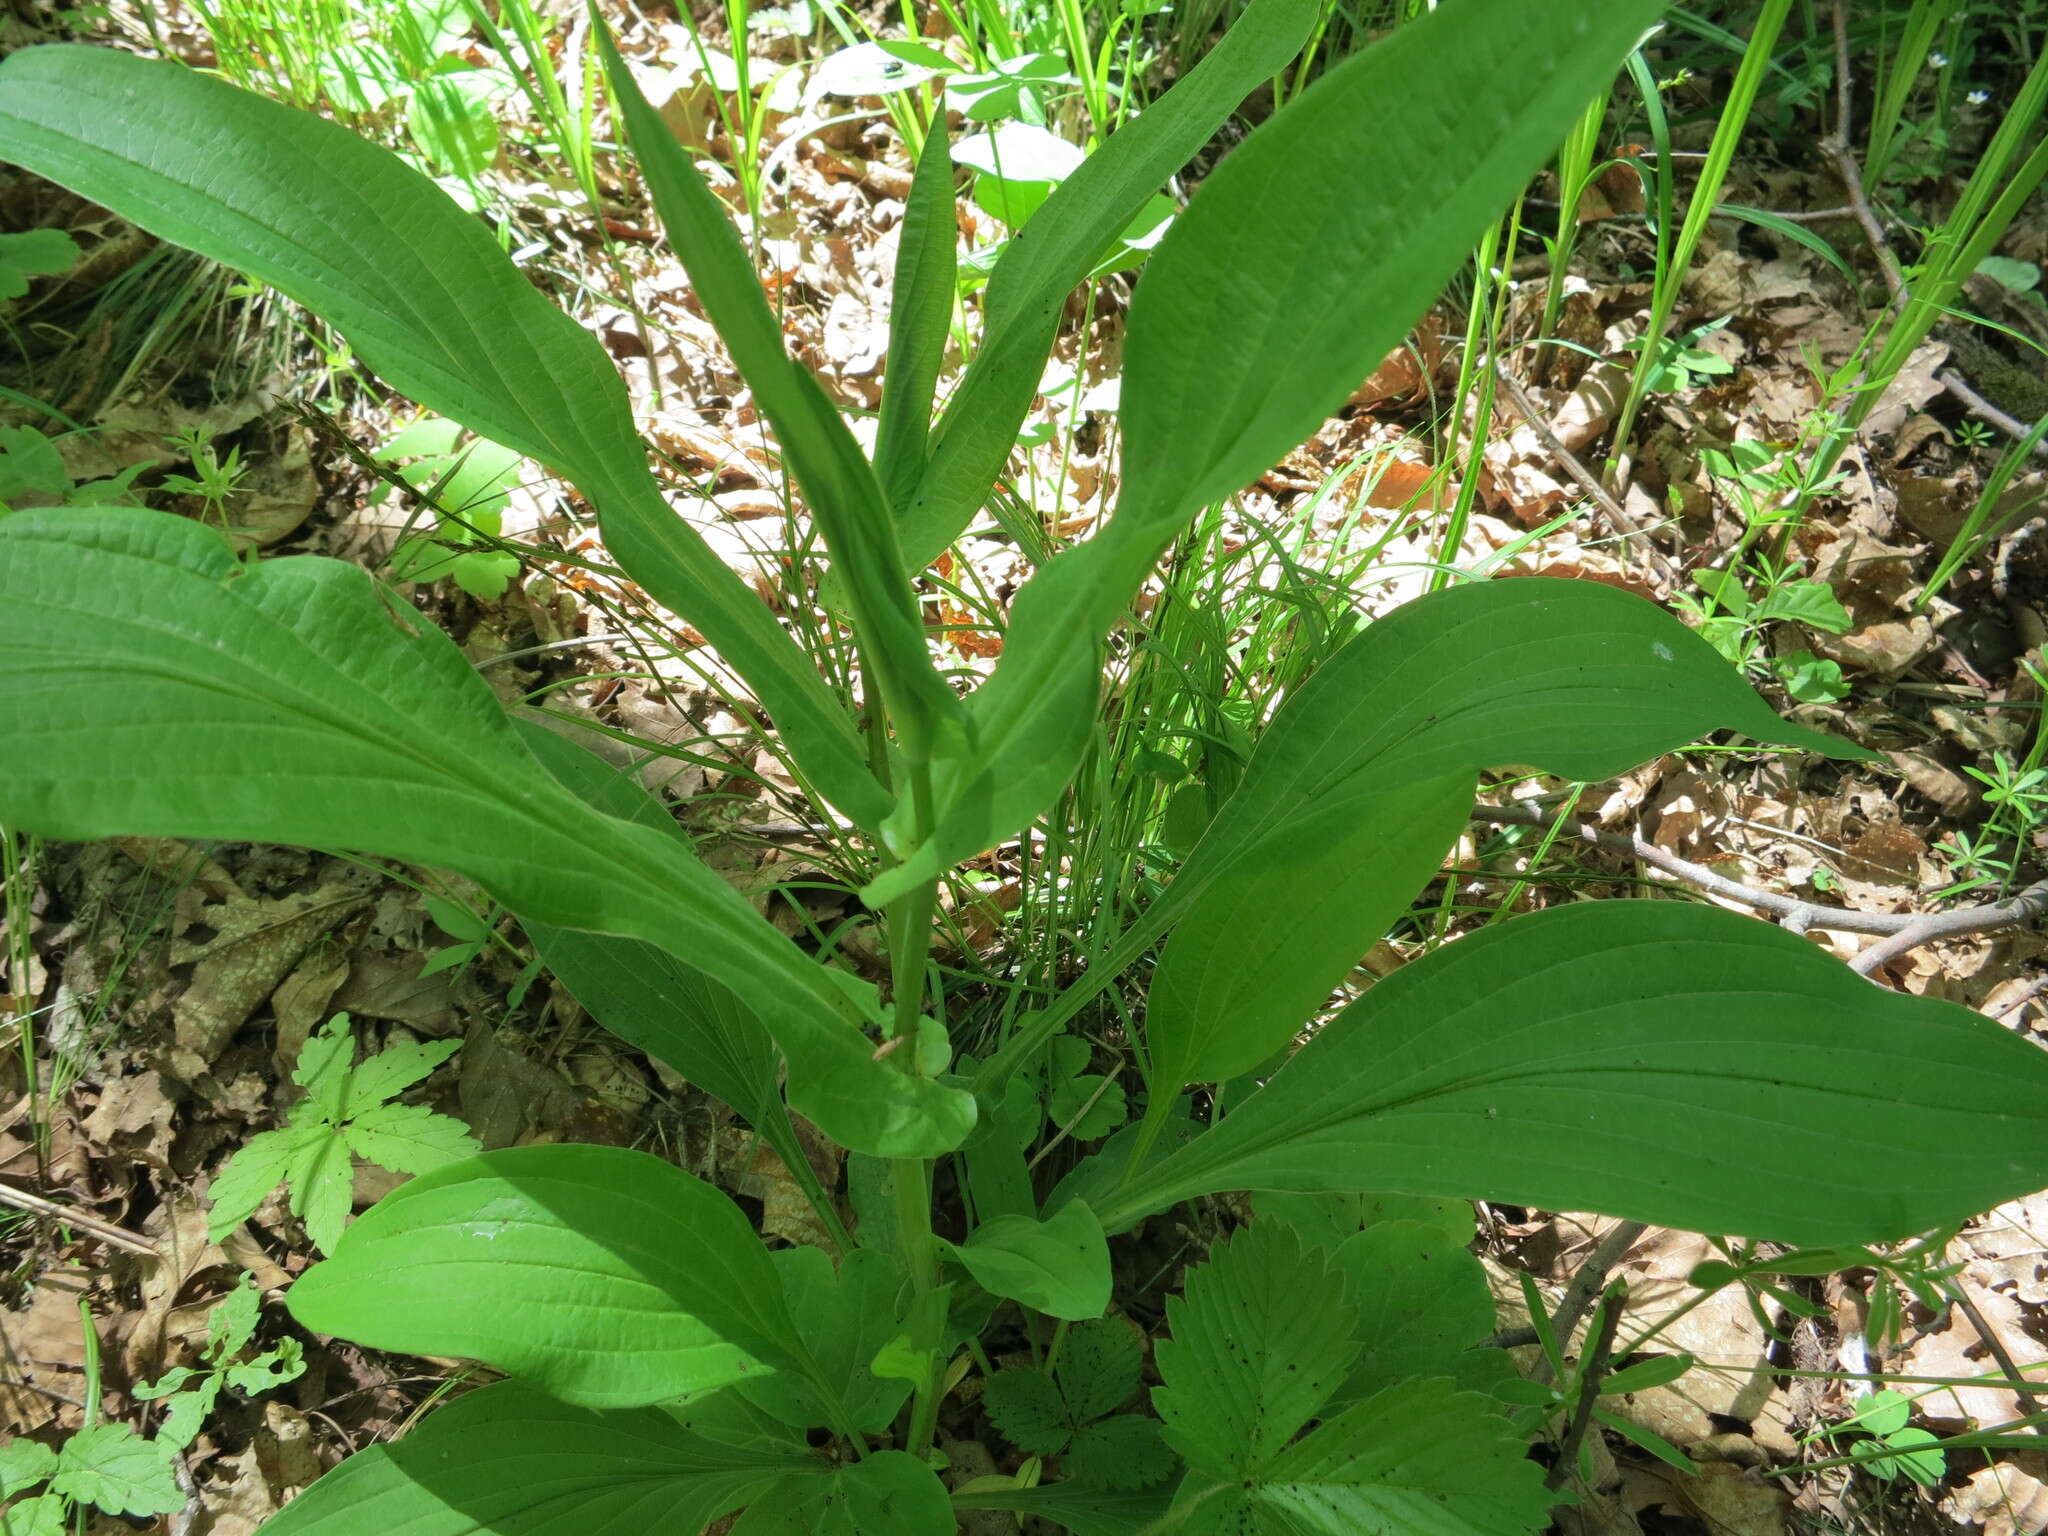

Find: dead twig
<box><xmin>1470</xmin><ymin>802</ymin><xmax>2048</xmax><ymax>966</ymax></box>
<box><xmin>1951</xmin><ymin>1277</ymin><xmax>2048</xmax><ymax>1423</ymax></box>
<box><xmin>1828</xmin><ymin>1</ymin><xmax>1906</xmax><ymax>306</ymax></box>
<box><xmin>1548</xmin><ymin>1280</ymin><xmax>1630</xmax><ymax>1492</ymax></box>
<box><xmin>1489</xmin><ymin>363</ymin><xmax>1681</xmax><ymax>584</ymax></box>
<box><xmin>1940</xmin><ymin>370</ymin><xmax>2048</xmax><ymax>459</ymax></box>
<box><xmin>0</xmin><ymin>1182</ymin><xmax>158</xmax><ymax>1258</ymax></box>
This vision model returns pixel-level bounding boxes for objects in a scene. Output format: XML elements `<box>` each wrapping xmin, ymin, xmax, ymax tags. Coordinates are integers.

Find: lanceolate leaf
<box><xmin>257</xmin><ymin>1383</ymin><xmax>812</xmax><ymax>1536</ymax></box>
<box><xmin>0</xmin><ymin>511</ymin><xmax>973</xmax><ymax>1157</ymax></box>
<box><xmin>1138</xmin><ymin>575</ymin><xmax>1867</xmax><ymax>1111</ymax></box>
<box><xmin>867</xmin><ymin>0</ymin><xmax>1671</xmax><ymax>903</ymax></box>
<box><xmin>288</xmin><ymin>1146</ymin><xmax>817</xmax><ymax>1409</ymax></box>
<box><xmin>1098</xmin><ymin>902</ymin><xmax>2048</xmax><ymax>1244</ymax></box>
<box><xmin>894</xmin><ymin>0</ymin><xmax>1320</xmax><ymax>568</ymax></box>
<box><xmin>875</xmin><ymin>117</ymin><xmax>960</xmax><ymax>511</ymax></box>
<box><xmin>0</xmin><ymin>44</ymin><xmax>886</xmax><ymax>825</ymax></box>
<box><xmin>597</xmin><ymin>27</ymin><xmax>960</xmax><ymax>745</ymax></box>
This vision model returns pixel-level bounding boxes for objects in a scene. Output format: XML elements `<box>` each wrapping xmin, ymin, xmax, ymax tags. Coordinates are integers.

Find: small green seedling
<box><xmin>206</xmin><ymin>1012</ymin><xmax>479</xmax><ymax>1253</ymax></box>
<box><xmin>0</xmin><ymin>226</ymin><xmax>78</xmax><ymax>300</ymax></box>
<box><xmin>1822</xmin><ymin>1389</ymin><xmax>1947</xmax><ymax>1486</ymax></box>
<box><xmin>374</xmin><ymin>414</ymin><xmax>525</xmax><ymax>599</ymax></box>
<box><xmin>135</xmin><ymin>1273</ymin><xmax>308</xmax><ymax>1452</ymax></box>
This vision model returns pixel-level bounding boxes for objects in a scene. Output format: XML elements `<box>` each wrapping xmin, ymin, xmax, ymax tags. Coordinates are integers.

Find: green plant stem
<box><xmin>885</xmin><ymin>760</ymin><xmax>947</xmax><ymax>1458</ymax></box>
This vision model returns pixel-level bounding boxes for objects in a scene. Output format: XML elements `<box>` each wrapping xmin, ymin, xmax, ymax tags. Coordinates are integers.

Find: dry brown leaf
<box><xmin>169</xmin><ymin>877</ymin><xmax>374</xmax><ymax>1072</ymax></box>
<box><xmin>1949</xmin><ymin>1462</ymin><xmax>2048</xmax><ymax>1536</ymax></box>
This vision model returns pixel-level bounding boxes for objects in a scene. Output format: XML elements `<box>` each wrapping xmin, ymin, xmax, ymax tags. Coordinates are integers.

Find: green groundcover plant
<box><xmin>6</xmin><ymin>3</ymin><xmax>2048</xmax><ymax>1532</ymax></box>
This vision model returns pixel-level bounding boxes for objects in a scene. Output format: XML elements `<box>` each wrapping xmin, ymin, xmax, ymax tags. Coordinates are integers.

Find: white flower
<box><xmin>1968</xmin><ymin>88</ymin><xmax>1990</xmax><ymax>104</ymax></box>
<box><xmin>1930</xmin><ymin>50</ymin><xmax>1949</xmax><ymax>67</ymax></box>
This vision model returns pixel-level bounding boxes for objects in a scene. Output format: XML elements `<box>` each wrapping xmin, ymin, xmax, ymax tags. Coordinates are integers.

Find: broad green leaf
<box><xmin>1139</xmin><ymin>575</ymin><xmax>1865</xmax><ymax>1111</ymax></box>
<box><xmin>728</xmin><ymin>1450</ymin><xmax>954</xmax><ymax>1534</ymax></box>
<box><xmin>1153</xmin><ymin>1223</ymin><xmax>1362</xmax><ymax>1479</ymax></box>
<box><xmin>258</xmin><ymin>1382</ymin><xmax>811</xmax><ymax>1536</ymax></box>
<box><xmin>1141</xmin><ymin>773</ymin><xmax>1470</xmax><ymax>1101</ymax></box>
<box><xmin>895</xmin><ymin>0</ymin><xmax>1320</xmax><ymax>569</ymax></box>
<box><xmin>597</xmin><ymin>26</ymin><xmax>959</xmax><ymax>747</ymax></box>
<box><xmin>1173</xmin><ymin>1378</ymin><xmax>1553</xmax><ymax>1536</ymax></box>
<box><xmin>739</xmin><ymin>1247</ymin><xmax>913</xmax><ymax>1434</ymax></box>
<box><xmin>287</xmin><ymin>1144</ymin><xmax>816</xmax><ymax>1408</ymax></box>
<box><xmin>950</xmin><ymin>1199</ymin><xmax>1112</xmax><ymax>1320</ymax></box>
<box><xmin>0</xmin><ymin>510</ymin><xmax>972</xmax><ymax>1157</ymax></box>
<box><xmin>875</xmin><ymin>118</ymin><xmax>960</xmax><ymax>511</ymax></box>
<box><xmin>1257</xmin><ymin>1191</ymin><xmax>1476</xmax><ymax>1253</ymax></box>
<box><xmin>870</xmin><ymin>0</ymin><xmax>1671</xmax><ymax>905</ymax></box>
<box><xmin>1097</xmin><ymin>902</ymin><xmax>2048</xmax><ymax>1244</ymax></box>
<box><xmin>48</xmin><ymin>1424</ymin><xmax>183</xmax><ymax>1518</ymax></box>
<box><xmin>0</xmin><ymin>44</ymin><xmax>885</xmax><ymax>824</ymax></box>
<box><xmin>513</xmin><ymin>721</ymin><xmax>795</xmax><ymax>1123</ymax></box>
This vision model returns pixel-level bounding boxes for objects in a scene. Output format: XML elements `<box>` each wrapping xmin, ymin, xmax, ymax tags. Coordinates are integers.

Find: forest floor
<box><xmin>5</xmin><ymin>2</ymin><xmax>2048</xmax><ymax>1534</ymax></box>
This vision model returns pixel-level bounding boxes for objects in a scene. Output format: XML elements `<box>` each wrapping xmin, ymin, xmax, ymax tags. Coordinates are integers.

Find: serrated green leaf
<box><xmin>207</xmin><ymin>1122</ymin><xmax>325</xmax><ymax>1240</ymax></box>
<box><xmin>342</xmin><ymin>1101</ymin><xmax>480</xmax><ymax>1173</ymax></box>
<box><xmin>953</xmin><ymin>1481</ymin><xmax>1174</xmax><ymax>1536</ymax></box>
<box><xmin>1056</xmin><ymin>1317</ymin><xmax>1143</xmax><ymax>1422</ymax></box>
<box><xmin>206</xmin><ymin>1274</ymin><xmax>263</xmax><ymax>1357</ymax></box>
<box><xmin>1176</xmin><ymin>1378</ymin><xmax>1553</xmax><ymax>1536</ymax></box>
<box><xmin>739</xmin><ymin>1246</ymin><xmax>913</xmax><ymax>1435</ymax></box>
<box><xmin>1327</xmin><ymin>1221</ymin><xmax>1496</xmax><ymax>1399</ymax></box>
<box><xmin>727</xmin><ymin>1449</ymin><xmax>954</xmax><ymax>1534</ymax></box>
<box><xmin>1154</xmin><ymin>1223</ymin><xmax>1361</xmax><ymax>1481</ymax></box>
<box><xmin>258</xmin><ymin>1382</ymin><xmax>809</xmax><ymax>1536</ymax></box>
<box><xmin>49</xmin><ymin>1424</ymin><xmax>182</xmax><ymax>1518</ymax></box>
<box><xmin>1099</xmin><ymin>901</ymin><xmax>2048</xmax><ymax>1245</ymax></box>
<box><xmin>1063</xmin><ymin>1415</ymin><xmax>1177</xmax><ymax>1491</ymax></box>
<box><xmin>287</xmin><ymin>1144</ymin><xmax>814</xmax><ymax>1409</ymax></box>
<box><xmin>0</xmin><ymin>510</ymin><xmax>970</xmax><ymax>1158</ymax></box>
<box><xmin>953</xmin><ymin>1200</ymin><xmax>1111</xmax><ymax>1321</ymax></box>
<box><xmin>0</xmin><ymin>1494</ymin><xmax>64</xmax><ymax>1536</ymax></box>
<box><xmin>285</xmin><ymin>1125</ymin><xmax>354</xmax><ymax>1254</ymax></box>
<box><xmin>984</xmin><ymin>1368</ymin><xmax>1073</xmax><ymax>1455</ymax></box>
<box><xmin>294</xmin><ymin>1014</ymin><xmax>356</xmax><ymax>1122</ymax></box>
<box><xmin>341</xmin><ymin>1037</ymin><xmax>461</xmax><ymax>1118</ymax></box>
<box><xmin>150</xmin><ymin>1376</ymin><xmax>223</xmax><ymax>1454</ymax></box>
<box><xmin>0</xmin><ymin>43</ymin><xmax>885</xmax><ymax>826</ymax></box>
<box><xmin>0</xmin><ymin>1438</ymin><xmax>57</xmax><ymax>1497</ymax></box>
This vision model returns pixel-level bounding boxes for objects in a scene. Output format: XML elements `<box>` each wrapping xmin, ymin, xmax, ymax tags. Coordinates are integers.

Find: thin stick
<box><xmin>1472</xmin><ymin>803</ymin><xmax>2048</xmax><ymax>969</ymax></box>
<box><xmin>1549</xmin><ymin>1280</ymin><xmax>1629</xmax><ymax>1491</ymax></box>
<box><xmin>1848</xmin><ymin>880</ymin><xmax>2048</xmax><ymax>975</ymax></box>
<box><xmin>1829</xmin><ymin>0</ymin><xmax>1906</xmax><ymax>303</ymax></box>
<box><xmin>1490</xmin><ymin>363</ymin><xmax>1681</xmax><ymax>584</ymax></box>
<box><xmin>0</xmin><ymin>1182</ymin><xmax>158</xmax><ymax>1257</ymax></box>
<box><xmin>1941</xmin><ymin>371</ymin><xmax>2048</xmax><ymax>458</ymax></box>
<box><xmin>1952</xmin><ymin>1279</ymin><xmax>2048</xmax><ymax>1422</ymax></box>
